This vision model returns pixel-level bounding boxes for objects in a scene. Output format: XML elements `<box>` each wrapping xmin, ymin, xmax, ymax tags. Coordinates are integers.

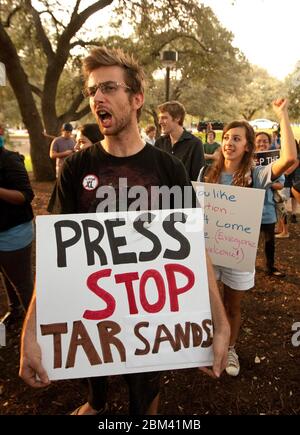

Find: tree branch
<box><xmin>69</xmin><ymin>39</ymin><xmax>100</xmax><ymax>49</ymax></box>
<box><xmin>72</xmin><ymin>0</ymin><xmax>82</xmax><ymax>18</ymax></box>
<box><xmin>55</xmin><ymin>0</ymin><xmax>114</xmax><ymax>68</ymax></box>
<box><xmin>2</xmin><ymin>6</ymin><xmax>22</xmax><ymax>28</ymax></box>
<box><xmin>66</xmin><ymin>0</ymin><xmax>113</xmax><ymax>37</ymax></box>
<box><xmin>39</xmin><ymin>9</ymin><xmax>66</xmax><ymax>32</ymax></box>
<box><xmin>24</xmin><ymin>0</ymin><xmax>55</xmax><ymax>61</ymax></box>
<box><xmin>155</xmin><ymin>33</ymin><xmax>211</xmax><ymax>56</ymax></box>
<box><xmin>63</xmin><ymin>92</ymin><xmax>85</xmax><ymax>119</ymax></box>
<box><xmin>58</xmin><ymin>104</ymin><xmax>91</xmax><ymax>123</ymax></box>
<box><xmin>30</xmin><ymin>84</ymin><xmax>43</xmax><ymax>98</ymax></box>
<box><xmin>41</xmin><ymin>0</ymin><xmax>113</xmax><ymax>127</ymax></box>
<box><xmin>73</xmin><ymin>105</ymin><xmax>92</xmax><ymax>120</ymax></box>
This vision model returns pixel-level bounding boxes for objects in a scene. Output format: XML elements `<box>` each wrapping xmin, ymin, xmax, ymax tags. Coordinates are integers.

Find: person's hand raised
<box><xmin>272</xmin><ymin>98</ymin><xmax>289</xmax><ymax>120</ymax></box>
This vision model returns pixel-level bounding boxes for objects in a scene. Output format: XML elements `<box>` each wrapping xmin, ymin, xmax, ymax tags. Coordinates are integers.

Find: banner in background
<box><xmin>254</xmin><ymin>149</ymin><xmax>280</xmax><ymax>166</ymax></box>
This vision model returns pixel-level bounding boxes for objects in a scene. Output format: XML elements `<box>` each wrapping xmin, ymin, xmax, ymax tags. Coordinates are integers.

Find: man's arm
<box><xmin>200</xmin><ymin>253</ymin><xmax>230</xmax><ymax>378</ymax></box>
<box><xmin>19</xmin><ymin>289</ymin><xmax>50</xmax><ymax>388</ymax></box>
<box><xmin>50</xmin><ymin>147</ymin><xmax>73</xmax><ymax>160</ymax></box>
<box><xmin>204</xmin><ymin>148</ymin><xmax>220</xmax><ymax>162</ymax></box>
<box><xmin>49</xmin><ymin>139</ymin><xmax>73</xmax><ymax>160</ymax></box>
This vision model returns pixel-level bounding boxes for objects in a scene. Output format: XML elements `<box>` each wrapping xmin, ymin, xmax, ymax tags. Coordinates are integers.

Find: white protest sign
<box><xmin>192</xmin><ymin>182</ymin><xmax>265</xmax><ymax>271</ymax></box>
<box><xmin>36</xmin><ymin>208</ymin><xmax>213</xmax><ymax>380</ymax></box>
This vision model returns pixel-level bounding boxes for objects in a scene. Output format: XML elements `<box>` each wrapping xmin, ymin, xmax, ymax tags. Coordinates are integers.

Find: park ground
<box><xmin>0</xmin><ymin>178</ymin><xmax>299</xmax><ymax>415</ymax></box>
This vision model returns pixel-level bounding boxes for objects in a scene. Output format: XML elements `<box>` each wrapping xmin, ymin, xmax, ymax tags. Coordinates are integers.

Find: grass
<box><xmin>24</xmin><ymin>155</ymin><xmax>32</xmax><ymax>172</ymax></box>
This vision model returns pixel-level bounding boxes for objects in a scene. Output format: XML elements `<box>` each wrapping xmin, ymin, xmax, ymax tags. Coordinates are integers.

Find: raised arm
<box><xmin>271</xmin><ymin>99</ymin><xmax>297</xmax><ymax>180</ymax></box>
<box><xmin>19</xmin><ymin>289</ymin><xmax>50</xmax><ymax>388</ymax></box>
<box><xmin>200</xmin><ymin>253</ymin><xmax>230</xmax><ymax>378</ymax></box>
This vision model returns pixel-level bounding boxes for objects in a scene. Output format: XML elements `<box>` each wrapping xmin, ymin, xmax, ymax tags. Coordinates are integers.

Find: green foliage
<box><xmin>0</xmin><ymin>0</ymin><xmax>289</xmax><ymax>156</ymax></box>
<box><xmin>109</xmin><ymin>0</ymin><xmax>250</xmax><ymax>121</ymax></box>
<box><xmin>226</xmin><ymin>65</ymin><xmax>283</xmax><ymax>120</ymax></box>
<box><xmin>0</xmin><ymin>85</ymin><xmax>22</xmax><ymax>126</ymax></box>
<box><xmin>24</xmin><ymin>155</ymin><xmax>32</xmax><ymax>172</ymax></box>
<box><xmin>285</xmin><ymin>61</ymin><xmax>300</xmax><ymax>121</ymax></box>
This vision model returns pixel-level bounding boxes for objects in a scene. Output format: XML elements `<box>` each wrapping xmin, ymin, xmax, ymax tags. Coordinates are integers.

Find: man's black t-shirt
<box><xmin>49</xmin><ymin>143</ymin><xmax>197</xmax><ymax>214</ymax></box>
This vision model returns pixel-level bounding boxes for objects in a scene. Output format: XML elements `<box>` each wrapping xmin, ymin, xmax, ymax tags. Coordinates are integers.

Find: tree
<box><xmin>0</xmin><ymin>0</ymin><xmax>113</xmax><ymax>180</ymax></box>
<box><xmin>286</xmin><ymin>61</ymin><xmax>300</xmax><ymax>121</ymax></box>
<box><xmin>105</xmin><ymin>0</ymin><xmax>250</xmax><ymax>124</ymax></box>
<box><xmin>230</xmin><ymin>65</ymin><xmax>282</xmax><ymax>120</ymax></box>
<box><xmin>0</xmin><ymin>0</ymin><xmax>250</xmax><ymax>180</ymax></box>
<box><xmin>0</xmin><ymin>85</ymin><xmax>21</xmax><ymax>127</ymax></box>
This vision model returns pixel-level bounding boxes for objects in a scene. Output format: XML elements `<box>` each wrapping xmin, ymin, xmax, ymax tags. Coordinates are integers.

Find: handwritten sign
<box><xmin>192</xmin><ymin>183</ymin><xmax>265</xmax><ymax>271</ymax></box>
<box><xmin>36</xmin><ymin>208</ymin><xmax>213</xmax><ymax>380</ymax></box>
<box><xmin>254</xmin><ymin>149</ymin><xmax>279</xmax><ymax>166</ymax></box>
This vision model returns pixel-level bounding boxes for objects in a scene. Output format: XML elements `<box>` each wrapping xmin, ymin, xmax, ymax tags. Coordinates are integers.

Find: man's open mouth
<box><xmin>97</xmin><ymin>110</ymin><xmax>113</xmax><ymax>127</ymax></box>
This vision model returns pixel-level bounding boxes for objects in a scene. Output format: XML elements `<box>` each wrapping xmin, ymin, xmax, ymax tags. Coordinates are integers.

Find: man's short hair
<box><xmin>62</xmin><ymin>123</ymin><xmax>73</xmax><ymax>132</ymax></box>
<box><xmin>82</xmin><ymin>46</ymin><xmax>145</xmax><ymax>120</ymax></box>
<box><xmin>158</xmin><ymin>101</ymin><xmax>186</xmax><ymax>126</ymax></box>
<box><xmin>206</xmin><ymin>130</ymin><xmax>216</xmax><ymax>140</ymax></box>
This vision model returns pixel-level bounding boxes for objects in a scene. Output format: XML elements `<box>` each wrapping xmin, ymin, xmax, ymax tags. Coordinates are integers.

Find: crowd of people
<box><xmin>0</xmin><ymin>46</ymin><xmax>299</xmax><ymax>416</ymax></box>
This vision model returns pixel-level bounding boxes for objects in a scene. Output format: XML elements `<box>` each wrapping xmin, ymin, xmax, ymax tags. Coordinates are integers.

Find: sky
<box><xmin>201</xmin><ymin>0</ymin><xmax>299</xmax><ymax>80</ymax></box>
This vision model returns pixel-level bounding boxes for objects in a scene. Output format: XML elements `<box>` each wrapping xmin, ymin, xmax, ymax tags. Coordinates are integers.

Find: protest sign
<box><xmin>193</xmin><ymin>182</ymin><xmax>265</xmax><ymax>271</ymax></box>
<box><xmin>36</xmin><ymin>208</ymin><xmax>213</xmax><ymax>380</ymax></box>
<box><xmin>254</xmin><ymin>149</ymin><xmax>280</xmax><ymax>166</ymax></box>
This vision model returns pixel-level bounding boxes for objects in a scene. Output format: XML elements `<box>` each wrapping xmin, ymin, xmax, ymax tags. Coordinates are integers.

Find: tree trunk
<box><xmin>144</xmin><ymin>106</ymin><xmax>160</xmax><ymax>137</ymax></box>
<box><xmin>1</xmin><ymin>0</ymin><xmax>114</xmax><ymax>181</ymax></box>
<box><xmin>30</xmin><ymin>131</ymin><xmax>55</xmax><ymax>181</ymax></box>
<box><xmin>0</xmin><ymin>22</ymin><xmax>55</xmax><ymax>180</ymax></box>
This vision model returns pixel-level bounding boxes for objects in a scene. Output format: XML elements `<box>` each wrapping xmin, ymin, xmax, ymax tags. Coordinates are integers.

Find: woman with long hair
<box><xmin>199</xmin><ymin>99</ymin><xmax>296</xmax><ymax>376</ymax></box>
